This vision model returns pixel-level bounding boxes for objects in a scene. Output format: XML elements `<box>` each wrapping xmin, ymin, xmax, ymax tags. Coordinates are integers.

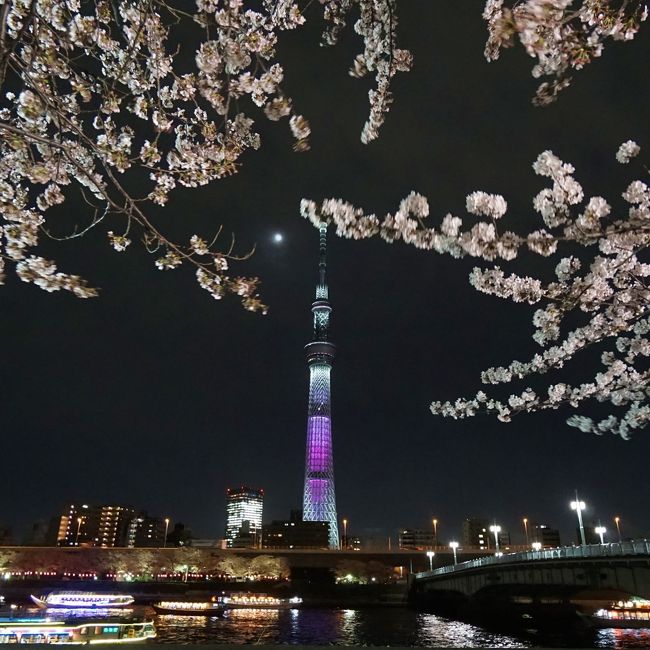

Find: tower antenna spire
<box><xmin>319</xmin><ymin>222</ymin><xmax>327</xmax><ymax>288</ymax></box>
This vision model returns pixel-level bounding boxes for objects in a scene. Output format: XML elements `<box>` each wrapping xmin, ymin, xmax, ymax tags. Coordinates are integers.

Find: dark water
<box><xmin>149</xmin><ymin>608</ymin><xmax>650</xmax><ymax>648</ymax></box>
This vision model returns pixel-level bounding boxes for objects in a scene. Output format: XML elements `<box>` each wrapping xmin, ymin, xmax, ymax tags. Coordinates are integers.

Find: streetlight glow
<box><xmin>489</xmin><ymin>524</ymin><xmax>501</xmax><ymax>555</ymax></box>
<box><xmin>426</xmin><ymin>550</ymin><xmax>435</xmax><ymax>571</ymax></box>
<box><xmin>532</xmin><ymin>542</ymin><xmax>542</xmax><ymax>552</ymax></box>
<box><xmin>595</xmin><ymin>525</ymin><xmax>607</xmax><ymax>545</ymax></box>
<box><xmin>432</xmin><ymin>519</ymin><xmax>438</xmax><ymax>544</ymax></box>
<box><xmin>449</xmin><ymin>541</ymin><xmax>459</xmax><ymax>565</ymax></box>
<box><xmin>523</xmin><ymin>517</ymin><xmax>529</xmax><ymax>546</ymax></box>
<box><xmin>570</xmin><ymin>490</ymin><xmax>587</xmax><ymax>545</ymax></box>
<box><xmin>163</xmin><ymin>517</ymin><xmax>170</xmax><ymax>548</ymax></box>
<box><xmin>614</xmin><ymin>516</ymin><xmax>622</xmax><ymax>542</ymax></box>
<box><xmin>343</xmin><ymin>518</ymin><xmax>348</xmax><ymax>550</ymax></box>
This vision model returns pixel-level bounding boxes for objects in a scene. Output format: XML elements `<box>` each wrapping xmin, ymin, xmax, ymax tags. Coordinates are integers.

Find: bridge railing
<box><xmin>416</xmin><ymin>540</ymin><xmax>650</xmax><ymax>578</ymax></box>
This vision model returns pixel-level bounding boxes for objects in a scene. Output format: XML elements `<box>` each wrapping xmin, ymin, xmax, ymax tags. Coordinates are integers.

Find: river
<box><xmin>150</xmin><ymin>607</ymin><xmax>650</xmax><ymax>647</ymax></box>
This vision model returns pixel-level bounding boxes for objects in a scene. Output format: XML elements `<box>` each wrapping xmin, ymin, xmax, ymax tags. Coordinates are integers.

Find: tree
<box><xmin>483</xmin><ymin>0</ymin><xmax>647</xmax><ymax>106</ymax></box>
<box><xmin>247</xmin><ymin>554</ymin><xmax>289</xmax><ymax>580</ymax></box>
<box><xmin>0</xmin><ymin>0</ymin><xmax>410</xmax><ymax>308</ymax></box>
<box><xmin>334</xmin><ymin>559</ymin><xmax>368</xmax><ymax>583</ymax></box>
<box><xmin>300</xmin><ymin>2</ymin><xmax>650</xmax><ymax>439</ymax></box>
<box><xmin>216</xmin><ymin>553</ymin><xmax>250</xmax><ymax>580</ymax></box>
<box><xmin>0</xmin><ymin>548</ymin><xmax>18</xmax><ymax>573</ymax></box>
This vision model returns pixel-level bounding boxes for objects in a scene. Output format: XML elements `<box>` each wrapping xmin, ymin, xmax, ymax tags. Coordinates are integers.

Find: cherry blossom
<box><xmin>0</xmin><ymin>0</ymin><xmax>410</xmax><ymax>308</ymax></box>
<box><xmin>303</xmin><ymin>142</ymin><xmax>650</xmax><ymax>438</ymax></box>
<box><xmin>483</xmin><ymin>0</ymin><xmax>647</xmax><ymax>105</ymax></box>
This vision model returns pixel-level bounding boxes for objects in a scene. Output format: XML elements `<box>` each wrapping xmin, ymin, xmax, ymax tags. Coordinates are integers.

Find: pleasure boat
<box><xmin>0</xmin><ymin>616</ymin><xmax>155</xmax><ymax>644</ymax></box>
<box><xmin>31</xmin><ymin>591</ymin><xmax>135</xmax><ymax>609</ymax></box>
<box><xmin>222</xmin><ymin>593</ymin><xmax>303</xmax><ymax>609</ymax></box>
<box><xmin>593</xmin><ymin>597</ymin><xmax>650</xmax><ymax>628</ymax></box>
<box><xmin>152</xmin><ymin>598</ymin><xmax>224</xmax><ymax>616</ymax></box>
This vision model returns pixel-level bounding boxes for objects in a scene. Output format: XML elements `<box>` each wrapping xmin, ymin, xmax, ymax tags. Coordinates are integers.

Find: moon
<box><xmin>272</xmin><ymin>233</ymin><xmax>284</xmax><ymax>243</ymax></box>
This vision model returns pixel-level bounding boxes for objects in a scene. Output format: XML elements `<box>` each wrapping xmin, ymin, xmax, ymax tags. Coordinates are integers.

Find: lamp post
<box><xmin>523</xmin><ymin>518</ymin><xmax>529</xmax><ymax>546</ymax></box>
<box><xmin>570</xmin><ymin>491</ymin><xmax>586</xmax><ymax>546</ymax></box>
<box><xmin>595</xmin><ymin>525</ymin><xmax>606</xmax><ymax>545</ymax></box>
<box><xmin>532</xmin><ymin>542</ymin><xmax>542</xmax><ymax>552</ymax></box>
<box><xmin>449</xmin><ymin>541</ymin><xmax>459</xmax><ymax>565</ymax></box>
<box><xmin>426</xmin><ymin>550</ymin><xmax>435</xmax><ymax>571</ymax></box>
<box><xmin>614</xmin><ymin>517</ymin><xmax>622</xmax><ymax>542</ymax></box>
<box><xmin>489</xmin><ymin>524</ymin><xmax>501</xmax><ymax>555</ymax></box>
<box><xmin>75</xmin><ymin>517</ymin><xmax>82</xmax><ymax>546</ymax></box>
<box><xmin>342</xmin><ymin>519</ymin><xmax>348</xmax><ymax>550</ymax></box>
<box><xmin>163</xmin><ymin>518</ymin><xmax>170</xmax><ymax>548</ymax></box>
<box><xmin>432</xmin><ymin>519</ymin><xmax>438</xmax><ymax>545</ymax></box>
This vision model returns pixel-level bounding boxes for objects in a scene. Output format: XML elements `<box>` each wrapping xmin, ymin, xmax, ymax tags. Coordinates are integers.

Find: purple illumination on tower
<box><xmin>302</xmin><ymin>223</ymin><xmax>339</xmax><ymax>549</ymax></box>
<box><xmin>306</xmin><ymin>416</ymin><xmax>332</xmax><ymax>473</ymax></box>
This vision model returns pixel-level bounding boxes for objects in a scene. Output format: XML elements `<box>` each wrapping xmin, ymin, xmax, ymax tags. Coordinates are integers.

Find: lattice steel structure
<box><xmin>302</xmin><ymin>223</ymin><xmax>339</xmax><ymax>549</ymax></box>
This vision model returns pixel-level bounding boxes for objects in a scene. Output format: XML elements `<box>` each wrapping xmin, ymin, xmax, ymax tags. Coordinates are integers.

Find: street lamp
<box><xmin>75</xmin><ymin>517</ymin><xmax>82</xmax><ymax>546</ymax></box>
<box><xmin>432</xmin><ymin>519</ymin><xmax>438</xmax><ymax>545</ymax></box>
<box><xmin>163</xmin><ymin>518</ymin><xmax>170</xmax><ymax>548</ymax></box>
<box><xmin>343</xmin><ymin>519</ymin><xmax>348</xmax><ymax>550</ymax></box>
<box><xmin>614</xmin><ymin>517</ymin><xmax>622</xmax><ymax>542</ymax></box>
<box><xmin>570</xmin><ymin>491</ymin><xmax>586</xmax><ymax>545</ymax></box>
<box><xmin>449</xmin><ymin>541</ymin><xmax>459</xmax><ymax>565</ymax></box>
<box><xmin>426</xmin><ymin>550</ymin><xmax>435</xmax><ymax>571</ymax></box>
<box><xmin>523</xmin><ymin>518</ymin><xmax>529</xmax><ymax>546</ymax></box>
<box><xmin>595</xmin><ymin>525</ymin><xmax>606</xmax><ymax>545</ymax></box>
<box><xmin>489</xmin><ymin>524</ymin><xmax>501</xmax><ymax>555</ymax></box>
<box><xmin>532</xmin><ymin>542</ymin><xmax>542</xmax><ymax>552</ymax></box>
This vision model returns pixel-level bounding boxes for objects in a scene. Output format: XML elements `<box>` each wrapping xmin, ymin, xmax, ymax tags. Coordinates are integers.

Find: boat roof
<box><xmin>47</xmin><ymin>591</ymin><xmax>128</xmax><ymax>596</ymax></box>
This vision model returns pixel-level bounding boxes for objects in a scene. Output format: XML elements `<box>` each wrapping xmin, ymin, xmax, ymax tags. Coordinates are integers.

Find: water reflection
<box><xmin>151</xmin><ymin>608</ymin><xmax>650</xmax><ymax>647</ymax></box>
<box><xmin>154</xmin><ymin>608</ymin><xmax>527</xmax><ymax>646</ymax></box>
<box><xmin>416</xmin><ymin>613</ymin><xmax>529</xmax><ymax>648</ymax></box>
<box><xmin>596</xmin><ymin>628</ymin><xmax>650</xmax><ymax>649</ymax></box>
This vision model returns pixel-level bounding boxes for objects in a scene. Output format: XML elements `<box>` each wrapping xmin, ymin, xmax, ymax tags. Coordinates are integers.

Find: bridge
<box><xmin>409</xmin><ymin>541</ymin><xmax>650</xmax><ymax>627</ymax></box>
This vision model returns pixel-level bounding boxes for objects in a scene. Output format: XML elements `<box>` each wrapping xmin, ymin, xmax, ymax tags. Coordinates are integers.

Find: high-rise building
<box><xmin>126</xmin><ymin>514</ymin><xmax>166</xmax><ymax>548</ymax></box>
<box><xmin>398</xmin><ymin>529</ymin><xmax>436</xmax><ymax>550</ymax></box>
<box><xmin>52</xmin><ymin>503</ymin><xmax>162</xmax><ymax>547</ymax></box>
<box><xmin>533</xmin><ymin>523</ymin><xmax>561</xmax><ymax>548</ymax></box>
<box><xmin>262</xmin><ymin>511</ymin><xmax>329</xmax><ymax>549</ymax></box>
<box><xmin>55</xmin><ymin>504</ymin><xmax>102</xmax><ymax>546</ymax></box>
<box><xmin>98</xmin><ymin>505</ymin><xmax>136</xmax><ymax>547</ymax></box>
<box><xmin>461</xmin><ymin>518</ymin><xmax>490</xmax><ymax>549</ymax></box>
<box><xmin>225</xmin><ymin>487</ymin><xmax>263</xmax><ymax>547</ymax></box>
<box><xmin>302</xmin><ymin>223</ymin><xmax>339</xmax><ymax>549</ymax></box>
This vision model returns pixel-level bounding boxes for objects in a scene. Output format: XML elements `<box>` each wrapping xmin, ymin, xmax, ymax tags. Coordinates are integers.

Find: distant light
<box><xmin>273</xmin><ymin>233</ymin><xmax>283</xmax><ymax>243</ymax></box>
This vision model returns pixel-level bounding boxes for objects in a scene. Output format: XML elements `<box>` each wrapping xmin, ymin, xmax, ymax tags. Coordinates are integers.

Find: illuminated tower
<box><xmin>302</xmin><ymin>223</ymin><xmax>339</xmax><ymax>549</ymax></box>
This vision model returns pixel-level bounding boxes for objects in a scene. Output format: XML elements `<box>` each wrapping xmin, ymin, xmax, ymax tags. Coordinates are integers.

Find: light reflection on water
<box><xmin>595</xmin><ymin>628</ymin><xmax>650</xmax><ymax>649</ymax></box>
<box><xmin>154</xmin><ymin>608</ymin><xmax>530</xmax><ymax>646</ymax></box>
<box><xmin>15</xmin><ymin>606</ymin><xmax>650</xmax><ymax>647</ymax></box>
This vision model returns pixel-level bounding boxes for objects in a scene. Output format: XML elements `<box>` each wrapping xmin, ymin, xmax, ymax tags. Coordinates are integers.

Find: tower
<box><xmin>302</xmin><ymin>223</ymin><xmax>339</xmax><ymax>549</ymax></box>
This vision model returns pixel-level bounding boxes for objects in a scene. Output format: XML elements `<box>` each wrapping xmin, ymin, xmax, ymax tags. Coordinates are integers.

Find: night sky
<box><xmin>2</xmin><ymin>3</ymin><xmax>650</xmax><ymax>546</ymax></box>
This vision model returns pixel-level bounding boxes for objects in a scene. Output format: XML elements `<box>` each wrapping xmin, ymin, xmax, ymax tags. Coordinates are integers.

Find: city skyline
<box><xmin>2</xmin><ymin>2</ymin><xmax>650</xmax><ymax>547</ymax></box>
<box><xmin>0</xmin><ymin>486</ymin><xmax>640</xmax><ymax>550</ymax></box>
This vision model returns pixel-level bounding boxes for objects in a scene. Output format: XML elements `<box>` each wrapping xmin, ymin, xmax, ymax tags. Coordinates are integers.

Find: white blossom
<box><xmin>616</xmin><ymin>140</ymin><xmax>641</xmax><ymax>164</ymax></box>
<box><xmin>304</xmin><ymin>142</ymin><xmax>650</xmax><ymax>438</ymax></box>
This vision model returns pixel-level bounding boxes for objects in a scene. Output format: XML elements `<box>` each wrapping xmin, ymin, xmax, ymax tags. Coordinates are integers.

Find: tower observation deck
<box><xmin>302</xmin><ymin>223</ymin><xmax>339</xmax><ymax>549</ymax></box>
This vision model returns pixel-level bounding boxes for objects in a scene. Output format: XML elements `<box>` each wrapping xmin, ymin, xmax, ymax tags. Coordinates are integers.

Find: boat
<box><xmin>0</xmin><ymin>616</ymin><xmax>155</xmax><ymax>644</ymax></box>
<box><xmin>152</xmin><ymin>598</ymin><xmax>224</xmax><ymax>616</ymax></box>
<box><xmin>222</xmin><ymin>593</ymin><xmax>302</xmax><ymax>609</ymax></box>
<box><xmin>593</xmin><ymin>597</ymin><xmax>650</xmax><ymax>628</ymax></box>
<box><xmin>31</xmin><ymin>591</ymin><xmax>135</xmax><ymax>609</ymax></box>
